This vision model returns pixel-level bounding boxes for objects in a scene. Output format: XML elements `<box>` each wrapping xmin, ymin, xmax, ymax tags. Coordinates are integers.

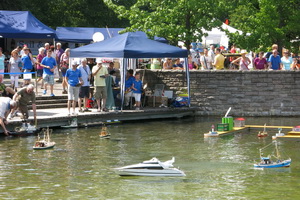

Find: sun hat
<box><xmin>96</xmin><ymin>58</ymin><xmax>102</xmax><ymax>64</ymax></box>
<box><xmin>72</xmin><ymin>60</ymin><xmax>79</xmax><ymax>65</ymax></box>
<box><xmin>240</xmin><ymin>50</ymin><xmax>248</xmax><ymax>54</ymax></box>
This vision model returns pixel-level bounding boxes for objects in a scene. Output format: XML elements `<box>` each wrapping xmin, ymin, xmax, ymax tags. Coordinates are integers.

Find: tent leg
<box><xmin>184</xmin><ymin>57</ymin><xmax>191</xmax><ymax>107</ymax></box>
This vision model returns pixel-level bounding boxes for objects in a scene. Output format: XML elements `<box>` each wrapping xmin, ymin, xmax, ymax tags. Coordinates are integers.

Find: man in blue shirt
<box><xmin>124</xmin><ymin>69</ymin><xmax>135</xmax><ymax>108</ymax></box>
<box><xmin>65</xmin><ymin>60</ymin><xmax>83</xmax><ymax>115</ymax></box>
<box><xmin>41</xmin><ymin>49</ymin><xmax>57</xmax><ymax>96</ymax></box>
<box><xmin>77</xmin><ymin>58</ymin><xmax>91</xmax><ymax>112</ymax></box>
<box><xmin>268</xmin><ymin>50</ymin><xmax>282</xmax><ymax>70</ymax></box>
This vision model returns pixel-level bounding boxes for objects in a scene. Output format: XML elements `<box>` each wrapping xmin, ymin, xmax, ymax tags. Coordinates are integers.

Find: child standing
<box><xmin>132</xmin><ymin>72</ymin><xmax>143</xmax><ymax>110</ymax></box>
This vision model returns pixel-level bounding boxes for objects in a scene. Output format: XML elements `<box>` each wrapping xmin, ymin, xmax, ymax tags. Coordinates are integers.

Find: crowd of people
<box><xmin>148</xmin><ymin>44</ymin><xmax>300</xmax><ymax>71</ymax></box>
<box><xmin>1</xmin><ymin>42</ymin><xmax>300</xmax><ymax>135</ymax></box>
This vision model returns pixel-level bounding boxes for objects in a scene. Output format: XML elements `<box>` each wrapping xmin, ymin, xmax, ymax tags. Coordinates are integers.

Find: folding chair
<box><xmin>153</xmin><ymin>84</ymin><xmax>165</xmax><ymax>107</ymax></box>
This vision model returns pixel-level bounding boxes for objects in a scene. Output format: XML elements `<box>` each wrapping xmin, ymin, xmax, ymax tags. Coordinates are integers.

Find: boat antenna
<box><xmin>274</xmin><ymin>140</ymin><xmax>280</xmax><ymax>159</ymax></box>
<box><xmin>224</xmin><ymin>107</ymin><xmax>231</xmax><ymax>118</ymax></box>
<box><xmin>263</xmin><ymin>123</ymin><xmax>267</xmax><ymax>132</ymax></box>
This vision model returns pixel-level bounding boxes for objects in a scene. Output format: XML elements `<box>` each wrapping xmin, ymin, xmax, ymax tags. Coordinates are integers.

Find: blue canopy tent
<box><xmin>70</xmin><ymin>32</ymin><xmax>189</xmax><ymax>109</ymax></box>
<box><xmin>56</xmin><ymin>27</ymin><xmax>168</xmax><ymax>43</ymax></box>
<box><xmin>0</xmin><ymin>10</ymin><xmax>55</xmax><ymax>38</ymax></box>
<box><xmin>55</xmin><ymin>27</ymin><xmax>123</xmax><ymax>43</ymax></box>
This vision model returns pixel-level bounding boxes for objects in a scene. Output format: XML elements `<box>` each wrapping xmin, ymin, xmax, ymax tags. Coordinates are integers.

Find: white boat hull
<box><xmin>116</xmin><ymin>168</ymin><xmax>185</xmax><ymax>177</ymax></box>
<box><xmin>33</xmin><ymin>142</ymin><xmax>56</xmax><ymax>150</ymax></box>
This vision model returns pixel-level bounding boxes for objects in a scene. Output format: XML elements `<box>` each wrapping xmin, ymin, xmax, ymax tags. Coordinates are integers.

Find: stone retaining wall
<box><xmin>140</xmin><ymin>69</ymin><xmax>300</xmax><ymax>116</ymax></box>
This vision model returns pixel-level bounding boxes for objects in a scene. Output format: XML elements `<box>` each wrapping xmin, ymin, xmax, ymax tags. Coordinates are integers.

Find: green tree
<box><xmin>227</xmin><ymin>0</ymin><xmax>300</xmax><ymax>53</ymax></box>
<box><xmin>105</xmin><ymin>0</ymin><xmax>224</xmax><ymax>50</ymax></box>
<box><xmin>1</xmin><ymin>0</ymin><xmax>133</xmax><ymax>28</ymax></box>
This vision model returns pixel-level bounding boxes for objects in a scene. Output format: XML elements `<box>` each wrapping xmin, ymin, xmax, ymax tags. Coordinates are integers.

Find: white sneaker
<box><xmin>135</xmin><ymin>107</ymin><xmax>140</xmax><ymax>110</ymax></box>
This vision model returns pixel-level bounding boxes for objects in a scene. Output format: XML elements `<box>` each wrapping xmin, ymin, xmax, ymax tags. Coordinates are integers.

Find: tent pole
<box><xmin>184</xmin><ymin>57</ymin><xmax>191</xmax><ymax>107</ymax></box>
<box><xmin>120</xmin><ymin>58</ymin><xmax>127</xmax><ymax>111</ymax></box>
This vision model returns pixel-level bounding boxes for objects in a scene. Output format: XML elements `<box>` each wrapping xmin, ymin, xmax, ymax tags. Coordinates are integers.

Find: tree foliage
<box><xmin>0</xmin><ymin>0</ymin><xmax>133</xmax><ymax>28</ymax></box>
<box><xmin>227</xmin><ymin>0</ymin><xmax>300</xmax><ymax>53</ymax></box>
<box><xmin>105</xmin><ymin>0</ymin><xmax>223</xmax><ymax>49</ymax></box>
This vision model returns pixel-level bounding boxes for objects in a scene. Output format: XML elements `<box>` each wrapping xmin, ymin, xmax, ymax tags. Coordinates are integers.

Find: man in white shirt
<box><xmin>200</xmin><ymin>48</ymin><xmax>213</xmax><ymax>70</ymax></box>
<box><xmin>78</xmin><ymin>58</ymin><xmax>91</xmax><ymax>112</ymax></box>
<box><xmin>0</xmin><ymin>97</ymin><xmax>17</xmax><ymax>135</ymax></box>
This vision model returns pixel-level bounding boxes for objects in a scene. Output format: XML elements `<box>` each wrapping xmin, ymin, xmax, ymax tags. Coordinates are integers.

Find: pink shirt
<box><xmin>254</xmin><ymin>57</ymin><xmax>267</xmax><ymax>70</ymax></box>
<box><xmin>36</xmin><ymin>54</ymin><xmax>45</xmax><ymax>69</ymax></box>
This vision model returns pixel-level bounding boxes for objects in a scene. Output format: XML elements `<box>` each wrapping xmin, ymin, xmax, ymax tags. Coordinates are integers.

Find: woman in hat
<box><xmin>231</xmin><ymin>50</ymin><xmax>251</xmax><ymax>70</ymax></box>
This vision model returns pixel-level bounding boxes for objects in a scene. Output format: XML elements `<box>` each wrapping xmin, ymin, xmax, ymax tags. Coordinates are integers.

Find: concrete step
<box><xmin>30</xmin><ymin>103</ymin><xmax>67</xmax><ymax>109</ymax></box>
<box><xmin>36</xmin><ymin>95</ymin><xmax>68</xmax><ymax>100</ymax></box>
<box><xmin>35</xmin><ymin>99</ymin><xmax>68</xmax><ymax>105</ymax></box>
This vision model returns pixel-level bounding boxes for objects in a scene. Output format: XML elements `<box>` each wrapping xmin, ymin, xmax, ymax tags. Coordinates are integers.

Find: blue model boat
<box><xmin>254</xmin><ymin>140</ymin><xmax>291</xmax><ymax>168</ymax></box>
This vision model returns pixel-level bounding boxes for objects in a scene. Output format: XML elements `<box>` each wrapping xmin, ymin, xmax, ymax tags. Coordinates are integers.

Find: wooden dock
<box><xmin>203</xmin><ymin>124</ymin><xmax>300</xmax><ymax>139</ymax></box>
<box><xmin>204</xmin><ymin>127</ymin><xmax>248</xmax><ymax>137</ymax></box>
<box><xmin>4</xmin><ymin>107</ymin><xmax>196</xmax><ymax>133</ymax></box>
<box><xmin>245</xmin><ymin>125</ymin><xmax>294</xmax><ymax>129</ymax></box>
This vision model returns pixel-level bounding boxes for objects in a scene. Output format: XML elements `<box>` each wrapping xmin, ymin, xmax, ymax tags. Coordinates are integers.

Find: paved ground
<box><xmin>2</xmin><ymin>77</ymin><xmax>195</xmax><ymax>133</ymax></box>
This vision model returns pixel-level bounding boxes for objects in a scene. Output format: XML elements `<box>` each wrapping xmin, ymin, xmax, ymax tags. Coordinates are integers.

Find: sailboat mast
<box><xmin>274</xmin><ymin>141</ymin><xmax>280</xmax><ymax>159</ymax></box>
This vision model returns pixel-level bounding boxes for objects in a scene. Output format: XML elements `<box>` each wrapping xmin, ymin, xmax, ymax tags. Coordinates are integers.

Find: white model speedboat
<box><xmin>115</xmin><ymin>157</ymin><xmax>186</xmax><ymax>177</ymax></box>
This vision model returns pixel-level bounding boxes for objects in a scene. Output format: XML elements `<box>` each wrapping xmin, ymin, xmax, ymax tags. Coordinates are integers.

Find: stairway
<box><xmin>31</xmin><ymin>95</ymin><xmax>68</xmax><ymax>109</ymax></box>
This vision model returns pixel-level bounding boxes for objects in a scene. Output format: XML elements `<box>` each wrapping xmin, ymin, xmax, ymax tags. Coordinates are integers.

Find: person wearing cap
<box><xmin>213</xmin><ymin>48</ymin><xmax>225</xmax><ymax>70</ymax></box>
<box><xmin>10</xmin><ymin>84</ymin><xmax>36</xmax><ymax>121</ymax></box>
<box><xmin>65</xmin><ymin>60</ymin><xmax>83</xmax><ymax>115</ymax></box>
<box><xmin>40</xmin><ymin>49</ymin><xmax>57</xmax><ymax>96</ymax></box>
<box><xmin>78</xmin><ymin>58</ymin><xmax>91</xmax><ymax>112</ymax></box>
<box><xmin>0</xmin><ymin>97</ymin><xmax>17</xmax><ymax>135</ymax></box>
<box><xmin>231</xmin><ymin>50</ymin><xmax>251</xmax><ymax>70</ymax></box>
<box><xmin>92</xmin><ymin>59</ymin><xmax>108</xmax><ymax>112</ymax></box>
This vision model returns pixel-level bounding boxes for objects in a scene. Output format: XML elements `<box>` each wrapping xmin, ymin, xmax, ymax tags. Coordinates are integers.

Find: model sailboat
<box><xmin>254</xmin><ymin>140</ymin><xmax>291</xmax><ymax>168</ymax></box>
<box><xmin>33</xmin><ymin>127</ymin><xmax>56</xmax><ymax>150</ymax></box>
<box><xmin>99</xmin><ymin>124</ymin><xmax>111</xmax><ymax>139</ymax></box>
<box><xmin>257</xmin><ymin>123</ymin><xmax>268</xmax><ymax>137</ymax></box>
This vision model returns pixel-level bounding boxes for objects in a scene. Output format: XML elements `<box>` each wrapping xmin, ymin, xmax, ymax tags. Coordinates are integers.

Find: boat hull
<box><xmin>254</xmin><ymin>159</ymin><xmax>291</xmax><ymax>168</ymax></box>
<box><xmin>116</xmin><ymin>168</ymin><xmax>186</xmax><ymax>177</ymax></box>
<box><xmin>9</xmin><ymin>129</ymin><xmax>40</xmax><ymax>137</ymax></box>
<box><xmin>33</xmin><ymin>142</ymin><xmax>56</xmax><ymax>150</ymax></box>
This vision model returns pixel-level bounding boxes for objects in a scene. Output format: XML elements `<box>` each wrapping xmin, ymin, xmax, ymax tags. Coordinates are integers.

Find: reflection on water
<box><xmin>0</xmin><ymin>117</ymin><xmax>300</xmax><ymax>199</ymax></box>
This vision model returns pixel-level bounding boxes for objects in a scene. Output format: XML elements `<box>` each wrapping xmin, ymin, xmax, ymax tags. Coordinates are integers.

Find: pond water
<box><xmin>0</xmin><ymin>117</ymin><xmax>300</xmax><ymax>199</ymax></box>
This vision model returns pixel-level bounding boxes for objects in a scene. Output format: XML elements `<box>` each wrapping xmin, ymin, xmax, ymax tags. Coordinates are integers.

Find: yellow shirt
<box><xmin>92</xmin><ymin>65</ymin><xmax>108</xmax><ymax>86</ymax></box>
<box><xmin>214</xmin><ymin>54</ymin><xmax>225</xmax><ymax>70</ymax></box>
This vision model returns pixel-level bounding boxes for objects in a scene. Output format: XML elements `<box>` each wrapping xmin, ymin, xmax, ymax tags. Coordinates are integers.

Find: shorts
<box><xmin>43</xmin><ymin>74</ymin><xmax>55</xmax><ymax>85</ymax></box>
<box><xmin>94</xmin><ymin>86</ymin><xmax>107</xmax><ymax>99</ymax></box>
<box><xmin>133</xmin><ymin>93</ymin><xmax>141</xmax><ymax>102</ymax></box>
<box><xmin>61</xmin><ymin>67</ymin><xmax>68</xmax><ymax>77</ymax></box>
<box><xmin>37</xmin><ymin>69</ymin><xmax>43</xmax><ymax>77</ymax></box>
<box><xmin>19</xmin><ymin>104</ymin><xmax>29</xmax><ymax>119</ymax></box>
<box><xmin>79</xmin><ymin>86</ymin><xmax>90</xmax><ymax>98</ymax></box>
<box><xmin>68</xmin><ymin>85</ymin><xmax>80</xmax><ymax>101</ymax></box>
